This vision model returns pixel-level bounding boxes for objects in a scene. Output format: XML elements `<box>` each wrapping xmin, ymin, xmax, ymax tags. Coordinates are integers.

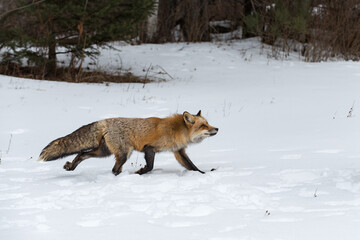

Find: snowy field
<box><xmin>1</xmin><ymin>39</ymin><xmax>360</xmax><ymax>240</ymax></box>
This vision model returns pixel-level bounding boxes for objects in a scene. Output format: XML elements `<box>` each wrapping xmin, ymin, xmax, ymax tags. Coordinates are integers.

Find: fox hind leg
<box><xmin>64</xmin><ymin>138</ymin><xmax>110</xmax><ymax>171</ymax></box>
<box><xmin>112</xmin><ymin>152</ymin><xmax>129</xmax><ymax>176</ymax></box>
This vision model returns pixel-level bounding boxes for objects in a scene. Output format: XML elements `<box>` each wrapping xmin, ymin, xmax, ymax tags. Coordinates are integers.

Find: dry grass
<box><xmin>0</xmin><ymin>62</ymin><xmax>154</xmax><ymax>84</ymax></box>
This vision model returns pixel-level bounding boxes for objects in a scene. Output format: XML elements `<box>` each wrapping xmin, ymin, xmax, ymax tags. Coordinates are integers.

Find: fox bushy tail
<box><xmin>38</xmin><ymin>122</ymin><xmax>101</xmax><ymax>161</ymax></box>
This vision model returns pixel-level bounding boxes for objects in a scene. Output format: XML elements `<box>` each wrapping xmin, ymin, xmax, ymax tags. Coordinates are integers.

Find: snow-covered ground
<box><xmin>1</xmin><ymin>39</ymin><xmax>360</xmax><ymax>240</ymax></box>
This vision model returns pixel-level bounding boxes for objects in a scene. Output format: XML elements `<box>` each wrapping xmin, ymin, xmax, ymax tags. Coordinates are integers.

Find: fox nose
<box><xmin>214</xmin><ymin>128</ymin><xmax>219</xmax><ymax>132</ymax></box>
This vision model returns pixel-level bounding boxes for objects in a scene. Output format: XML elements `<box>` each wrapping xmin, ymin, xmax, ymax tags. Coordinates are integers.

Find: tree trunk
<box><xmin>46</xmin><ymin>38</ymin><xmax>57</xmax><ymax>77</ymax></box>
<box><xmin>180</xmin><ymin>0</ymin><xmax>209</xmax><ymax>42</ymax></box>
<box><xmin>156</xmin><ymin>0</ymin><xmax>177</xmax><ymax>42</ymax></box>
<box><xmin>243</xmin><ymin>0</ymin><xmax>254</xmax><ymax>38</ymax></box>
<box><xmin>140</xmin><ymin>0</ymin><xmax>158</xmax><ymax>43</ymax></box>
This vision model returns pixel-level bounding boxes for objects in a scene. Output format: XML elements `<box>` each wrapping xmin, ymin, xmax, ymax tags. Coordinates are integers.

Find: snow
<box><xmin>1</xmin><ymin>38</ymin><xmax>360</xmax><ymax>240</ymax></box>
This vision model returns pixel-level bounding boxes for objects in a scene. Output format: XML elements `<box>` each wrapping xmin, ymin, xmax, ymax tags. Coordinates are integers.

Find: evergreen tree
<box><xmin>0</xmin><ymin>0</ymin><xmax>155</xmax><ymax>77</ymax></box>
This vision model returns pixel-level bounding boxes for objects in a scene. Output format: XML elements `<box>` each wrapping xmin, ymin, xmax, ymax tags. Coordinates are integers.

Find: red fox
<box><xmin>38</xmin><ymin>111</ymin><xmax>218</xmax><ymax>175</ymax></box>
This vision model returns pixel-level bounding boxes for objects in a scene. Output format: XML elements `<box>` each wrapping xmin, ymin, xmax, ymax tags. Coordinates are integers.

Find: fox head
<box><xmin>183</xmin><ymin>110</ymin><xmax>218</xmax><ymax>143</ymax></box>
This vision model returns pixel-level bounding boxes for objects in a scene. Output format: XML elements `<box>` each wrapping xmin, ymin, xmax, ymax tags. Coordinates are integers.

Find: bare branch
<box><xmin>0</xmin><ymin>0</ymin><xmax>48</xmax><ymax>20</ymax></box>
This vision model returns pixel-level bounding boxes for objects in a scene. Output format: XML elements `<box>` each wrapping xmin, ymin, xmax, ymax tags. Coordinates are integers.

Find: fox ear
<box><xmin>196</xmin><ymin>110</ymin><xmax>202</xmax><ymax>117</ymax></box>
<box><xmin>183</xmin><ymin>111</ymin><xmax>195</xmax><ymax>124</ymax></box>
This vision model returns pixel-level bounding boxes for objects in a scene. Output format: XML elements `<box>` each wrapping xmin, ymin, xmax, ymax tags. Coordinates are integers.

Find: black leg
<box><xmin>64</xmin><ymin>138</ymin><xmax>110</xmax><ymax>171</ymax></box>
<box><xmin>112</xmin><ymin>153</ymin><xmax>128</xmax><ymax>176</ymax></box>
<box><xmin>64</xmin><ymin>153</ymin><xmax>84</xmax><ymax>171</ymax></box>
<box><xmin>136</xmin><ymin>145</ymin><xmax>155</xmax><ymax>175</ymax></box>
<box><xmin>173</xmin><ymin>148</ymin><xmax>205</xmax><ymax>174</ymax></box>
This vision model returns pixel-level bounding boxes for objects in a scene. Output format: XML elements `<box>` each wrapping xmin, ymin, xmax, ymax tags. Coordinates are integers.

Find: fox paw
<box><xmin>112</xmin><ymin>168</ymin><xmax>121</xmax><ymax>176</ymax></box>
<box><xmin>63</xmin><ymin>161</ymin><xmax>74</xmax><ymax>171</ymax></box>
<box><xmin>136</xmin><ymin>167</ymin><xmax>151</xmax><ymax>175</ymax></box>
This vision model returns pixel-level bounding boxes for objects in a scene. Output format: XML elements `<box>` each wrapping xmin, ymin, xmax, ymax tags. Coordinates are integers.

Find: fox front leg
<box><xmin>173</xmin><ymin>148</ymin><xmax>205</xmax><ymax>174</ymax></box>
<box><xmin>136</xmin><ymin>145</ymin><xmax>155</xmax><ymax>175</ymax></box>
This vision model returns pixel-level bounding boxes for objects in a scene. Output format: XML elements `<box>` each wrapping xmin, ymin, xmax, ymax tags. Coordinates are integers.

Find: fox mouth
<box><xmin>209</xmin><ymin>128</ymin><xmax>218</xmax><ymax>136</ymax></box>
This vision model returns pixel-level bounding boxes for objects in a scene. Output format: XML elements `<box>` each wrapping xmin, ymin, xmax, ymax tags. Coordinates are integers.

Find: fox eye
<box><xmin>201</xmin><ymin>124</ymin><xmax>207</xmax><ymax>128</ymax></box>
